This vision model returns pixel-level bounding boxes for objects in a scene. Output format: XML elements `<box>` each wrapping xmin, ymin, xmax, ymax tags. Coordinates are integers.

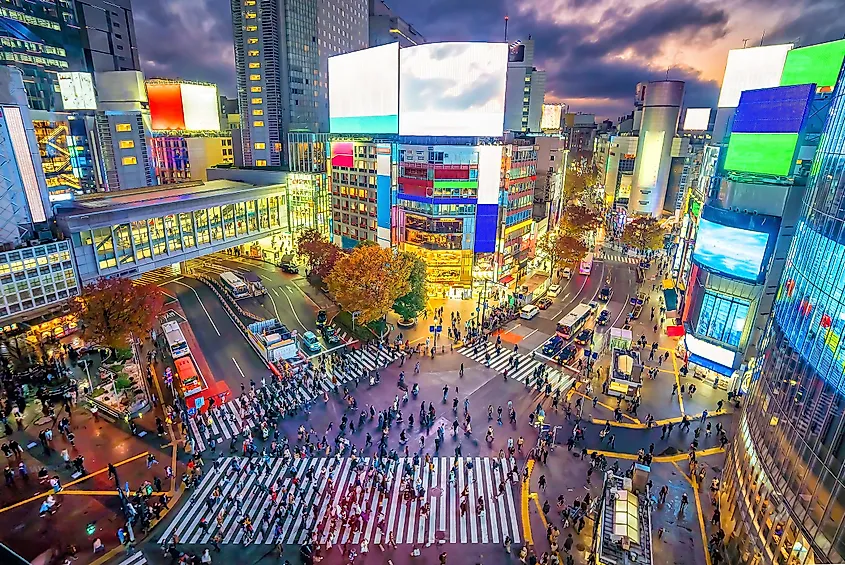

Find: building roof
<box><xmin>59</xmin><ymin>180</ymin><xmax>262</xmax><ymax>216</ymax></box>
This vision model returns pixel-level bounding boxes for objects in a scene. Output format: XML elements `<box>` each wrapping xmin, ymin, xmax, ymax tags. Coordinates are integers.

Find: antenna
<box><xmin>741</xmin><ymin>38</ymin><xmax>750</xmax><ymax>48</ymax></box>
<box><xmin>504</xmin><ymin>15</ymin><xmax>509</xmax><ymax>42</ymax></box>
<box><xmin>760</xmin><ymin>29</ymin><xmax>766</xmax><ymax>46</ymax></box>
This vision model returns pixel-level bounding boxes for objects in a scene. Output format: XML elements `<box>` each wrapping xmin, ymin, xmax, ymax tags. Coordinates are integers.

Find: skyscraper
<box><xmin>230</xmin><ymin>0</ymin><xmax>368</xmax><ymax>167</ymax></box>
<box><xmin>368</xmin><ymin>0</ymin><xmax>424</xmax><ymax>48</ymax></box>
<box><xmin>503</xmin><ymin>38</ymin><xmax>545</xmax><ymax>133</ymax></box>
<box><xmin>721</xmin><ymin>61</ymin><xmax>845</xmax><ymax>564</ymax></box>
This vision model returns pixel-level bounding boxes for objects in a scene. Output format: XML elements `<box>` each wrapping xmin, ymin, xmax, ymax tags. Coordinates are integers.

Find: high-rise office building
<box><xmin>230</xmin><ymin>0</ymin><xmax>368</xmax><ymax>167</ymax></box>
<box><xmin>368</xmin><ymin>0</ymin><xmax>423</xmax><ymax>47</ymax></box>
<box><xmin>718</xmin><ymin>55</ymin><xmax>845</xmax><ymax>565</ymax></box>
<box><xmin>74</xmin><ymin>0</ymin><xmax>140</xmax><ymax>73</ymax></box>
<box><xmin>503</xmin><ymin>38</ymin><xmax>545</xmax><ymax>133</ymax></box>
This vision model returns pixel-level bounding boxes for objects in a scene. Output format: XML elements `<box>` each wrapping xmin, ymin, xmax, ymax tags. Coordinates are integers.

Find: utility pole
<box><xmin>504</xmin><ymin>15</ymin><xmax>509</xmax><ymax>42</ymax></box>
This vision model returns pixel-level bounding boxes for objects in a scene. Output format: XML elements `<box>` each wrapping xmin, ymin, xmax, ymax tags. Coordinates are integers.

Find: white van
<box><xmin>547</xmin><ymin>284</ymin><xmax>562</xmax><ymax>297</ymax></box>
<box><xmin>520</xmin><ymin>304</ymin><xmax>540</xmax><ymax>320</ymax></box>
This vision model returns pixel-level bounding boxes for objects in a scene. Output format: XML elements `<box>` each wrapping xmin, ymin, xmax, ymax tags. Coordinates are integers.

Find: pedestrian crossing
<box><xmin>456</xmin><ymin>342</ymin><xmax>576</xmax><ymax>396</ymax></box>
<box><xmin>114</xmin><ymin>552</ymin><xmax>146</xmax><ymax>565</ymax></box>
<box><xmin>133</xmin><ymin>269</ymin><xmax>183</xmax><ymax>287</ymax></box>
<box><xmin>596</xmin><ymin>249</ymin><xmax>640</xmax><ymax>264</ymax></box>
<box><xmin>158</xmin><ymin>455</ymin><xmax>522</xmax><ymax>547</ymax></box>
<box><xmin>187</xmin><ymin>347</ymin><xmax>399</xmax><ymax>453</ymax></box>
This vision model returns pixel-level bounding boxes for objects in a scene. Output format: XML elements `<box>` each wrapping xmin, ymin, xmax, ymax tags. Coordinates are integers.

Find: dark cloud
<box><xmin>766</xmin><ymin>0</ymin><xmax>845</xmax><ymax>46</ymax></box>
<box><xmin>133</xmin><ymin>0</ymin><xmax>236</xmax><ymax>96</ymax></box>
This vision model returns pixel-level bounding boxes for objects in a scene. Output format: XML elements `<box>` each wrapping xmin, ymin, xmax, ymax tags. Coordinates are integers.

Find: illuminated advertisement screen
<box><xmin>147</xmin><ymin>83</ymin><xmax>186</xmax><ymax>130</ymax></box>
<box><xmin>685</xmin><ymin>334</ymin><xmax>736</xmax><ymax>368</ymax></box>
<box><xmin>717</xmin><ymin>43</ymin><xmax>793</xmax><ymax>108</ymax></box>
<box><xmin>635</xmin><ymin>130</ymin><xmax>664</xmax><ymax>189</ymax></box>
<box><xmin>399</xmin><ymin>42</ymin><xmax>508</xmax><ymax>136</ymax></box>
<box><xmin>57</xmin><ymin>72</ymin><xmax>96</xmax><ymax>110</ymax></box>
<box><xmin>541</xmin><ymin>104</ymin><xmax>562</xmax><ymax>130</ymax></box>
<box><xmin>731</xmin><ymin>84</ymin><xmax>814</xmax><ymax>134</ymax></box>
<box><xmin>780</xmin><ymin>39</ymin><xmax>845</xmax><ymax>91</ymax></box>
<box><xmin>723</xmin><ymin>133</ymin><xmax>799</xmax><ymax>176</ymax></box>
<box><xmin>691</xmin><ymin>208</ymin><xmax>778</xmax><ymax>282</ymax></box>
<box><xmin>682</xmin><ymin>108</ymin><xmax>710</xmax><ymax>131</ymax></box>
<box><xmin>329</xmin><ymin>43</ymin><xmax>399</xmax><ymax>134</ymax></box>
<box><xmin>180</xmin><ymin>83</ymin><xmax>220</xmax><ymax>131</ymax></box>
<box><xmin>330</xmin><ymin>142</ymin><xmax>354</xmax><ymax>168</ymax></box>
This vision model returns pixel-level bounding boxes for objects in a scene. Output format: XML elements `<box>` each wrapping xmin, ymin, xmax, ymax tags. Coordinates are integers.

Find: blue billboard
<box><xmin>691</xmin><ymin>207</ymin><xmax>779</xmax><ymax>283</ymax></box>
<box><xmin>731</xmin><ymin>84</ymin><xmax>815</xmax><ymax>134</ymax></box>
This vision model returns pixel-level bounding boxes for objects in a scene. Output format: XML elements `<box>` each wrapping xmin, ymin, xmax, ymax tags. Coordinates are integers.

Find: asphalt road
<box><xmin>163</xmin><ymin>277</ymin><xmax>272</xmax><ymax>390</ymax></box>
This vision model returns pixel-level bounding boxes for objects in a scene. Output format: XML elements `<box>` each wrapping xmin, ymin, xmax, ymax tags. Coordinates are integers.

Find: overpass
<box><xmin>57</xmin><ymin>180</ymin><xmax>296</xmax><ymax>284</ymax></box>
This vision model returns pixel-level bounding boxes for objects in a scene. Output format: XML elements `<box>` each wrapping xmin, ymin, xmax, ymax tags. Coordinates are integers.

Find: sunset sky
<box><xmin>133</xmin><ymin>0</ymin><xmax>845</xmax><ymax>119</ymax></box>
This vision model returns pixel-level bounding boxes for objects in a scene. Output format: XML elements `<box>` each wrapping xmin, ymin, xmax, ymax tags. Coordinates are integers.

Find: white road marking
<box><xmin>272</xmin><ymin>287</ymin><xmax>280</xmax><ymax>297</ymax></box>
<box><xmin>232</xmin><ymin>357</ymin><xmax>246</xmax><ymax>379</ymax></box>
<box><xmin>280</xmin><ymin>286</ymin><xmax>309</xmax><ymax>332</ymax></box>
<box><xmin>173</xmin><ymin>280</ymin><xmax>220</xmax><ymax>336</ymax></box>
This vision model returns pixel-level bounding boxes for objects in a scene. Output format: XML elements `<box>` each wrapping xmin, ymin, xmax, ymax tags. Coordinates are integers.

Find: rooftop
<box><xmin>58</xmin><ymin>180</ymin><xmax>270</xmax><ymax>217</ymax></box>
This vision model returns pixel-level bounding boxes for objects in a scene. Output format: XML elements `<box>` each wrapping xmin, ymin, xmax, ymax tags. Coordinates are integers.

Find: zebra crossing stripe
<box><xmin>115</xmin><ymin>551</ymin><xmax>146</xmax><ymax>565</ymax></box>
<box><xmin>455</xmin><ymin>343</ymin><xmax>576</xmax><ymax>396</ymax></box>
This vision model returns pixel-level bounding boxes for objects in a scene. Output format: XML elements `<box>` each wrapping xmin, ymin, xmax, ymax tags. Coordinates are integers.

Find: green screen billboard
<box><xmin>723</xmin><ymin>133</ymin><xmax>800</xmax><ymax>177</ymax></box>
<box><xmin>780</xmin><ymin>39</ymin><xmax>845</xmax><ymax>90</ymax></box>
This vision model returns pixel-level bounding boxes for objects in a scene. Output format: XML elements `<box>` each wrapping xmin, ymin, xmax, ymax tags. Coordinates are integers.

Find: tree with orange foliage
<box><xmin>537</xmin><ymin>230</ymin><xmax>588</xmax><ymax>281</ymax></box>
<box><xmin>326</xmin><ymin>245</ymin><xmax>413</xmax><ymax>325</ymax></box>
<box><xmin>560</xmin><ymin>204</ymin><xmax>603</xmax><ymax>239</ymax></box>
<box><xmin>70</xmin><ymin>276</ymin><xmax>164</xmax><ymax>350</ymax></box>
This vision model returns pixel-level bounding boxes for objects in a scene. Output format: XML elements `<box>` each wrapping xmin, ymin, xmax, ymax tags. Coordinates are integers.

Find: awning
<box><xmin>499</xmin><ymin>275</ymin><xmax>514</xmax><ymax>285</ymax></box>
<box><xmin>663</xmin><ymin>288</ymin><xmax>678</xmax><ymax>312</ymax></box>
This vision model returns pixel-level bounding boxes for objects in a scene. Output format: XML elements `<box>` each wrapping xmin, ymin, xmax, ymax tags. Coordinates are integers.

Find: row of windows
<box><xmin>76</xmin><ymin>198</ymin><xmax>283</xmax><ymax>271</ymax></box>
<box><xmin>695</xmin><ymin>290</ymin><xmax>749</xmax><ymax>348</ymax></box>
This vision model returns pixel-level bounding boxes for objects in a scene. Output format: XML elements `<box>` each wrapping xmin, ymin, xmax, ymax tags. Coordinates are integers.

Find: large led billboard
<box><xmin>723</xmin><ymin>133</ymin><xmax>799</xmax><ymax>176</ymax></box>
<box><xmin>329</xmin><ymin>43</ymin><xmax>399</xmax><ymax>134</ymax></box>
<box><xmin>399</xmin><ymin>42</ymin><xmax>508</xmax><ymax>136</ymax></box>
<box><xmin>717</xmin><ymin>44</ymin><xmax>793</xmax><ymax>108</ymax></box>
<box><xmin>731</xmin><ymin>84</ymin><xmax>814</xmax><ymax>134</ymax></box>
<box><xmin>147</xmin><ymin>81</ymin><xmax>220</xmax><ymax>131</ymax></box>
<box><xmin>682</xmin><ymin>108</ymin><xmax>710</xmax><ymax>131</ymax></box>
<box><xmin>57</xmin><ymin>72</ymin><xmax>96</xmax><ymax>110</ymax></box>
<box><xmin>541</xmin><ymin>104</ymin><xmax>562</xmax><ymax>130</ymax></box>
<box><xmin>692</xmin><ymin>217</ymin><xmax>771</xmax><ymax>282</ymax></box>
<box><xmin>180</xmin><ymin>83</ymin><xmax>220</xmax><ymax>131</ymax></box>
<box><xmin>780</xmin><ymin>39</ymin><xmax>845</xmax><ymax>91</ymax></box>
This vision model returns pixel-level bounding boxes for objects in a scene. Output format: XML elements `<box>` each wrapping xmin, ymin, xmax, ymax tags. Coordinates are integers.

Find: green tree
<box><xmin>621</xmin><ymin>216</ymin><xmax>665</xmax><ymax>253</ymax></box>
<box><xmin>393</xmin><ymin>253</ymin><xmax>428</xmax><ymax>322</ymax></box>
<box><xmin>326</xmin><ymin>245</ymin><xmax>413</xmax><ymax>324</ymax></box>
<box><xmin>560</xmin><ymin>204</ymin><xmax>603</xmax><ymax>239</ymax></box>
<box><xmin>538</xmin><ymin>230</ymin><xmax>588</xmax><ymax>281</ymax></box>
<box><xmin>70</xmin><ymin>277</ymin><xmax>164</xmax><ymax>350</ymax></box>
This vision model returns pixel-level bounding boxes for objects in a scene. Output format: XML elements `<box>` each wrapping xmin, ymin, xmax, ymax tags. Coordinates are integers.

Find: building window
<box><xmin>244</xmin><ymin>0</ymin><xmax>256</xmax><ymax>4</ymax></box>
<box><xmin>696</xmin><ymin>291</ymin><xmax>750</xmax><ymax>348</ymax></box>
<box><xmin>122</xmin><ymin>156</ymin><xmax>137</xmax><ymax>165</ymax></box>
<box><xmin>249</xmin><ymin>74</ymin><xmax>260</xmax><ymax>81</ymax></box>
<box><xmin>248</xmin><ymin>62</ymin><xmax>260</xmax><ymax>69</ymax></box>
<box><xmin>246</xmin><ymin>25</ymin><xmax>257</xmax><ymax>32</ymax></box>
<box><xmin>250</xmin><ymin>86</ymin><xmax>262</xmax><ymax>93</ymax></box>
<box><xmin>251</xmin><ymin>97</ymin><xmax>262</xmax><ymax>104</ymax></box>
<box><xmin>253</xmin><ymin>121</ymin><xmax>264</xmax><ymax>127</ymax></box>
<box><xmin>248</xmin><ymin>50</ymin><xmax>259</xmax><ymax>56</ymax></box>
<box><xmin>115</xmin><ymin>123</ymin><xmax>131</xmax><ymax>132</ymax></box>
<box><xmin>119</xmin><ymin>140</ymin><xmax>135</xmax><ymax>149</ymax></box>
<box><xmin>252</xmin><ymin>109</ymin><xmax>263</xmax><ymax>116</ymax></box>
<box><xmin>256</xmin><ymin>160</ymin><xmax>267</xmax><ymax>167</ymax></box>
<box><xmin>245</xmin><ymin>11</ymin><xmax>257</xmax><ymax>19</ymax></box>
<box><xmin>254</xmin><ymin>142</ymin><xmax>265</xmax><ymax>149</ymax></box>
<box><xmin>247</xmin><ymin>37</ymin><xmax>259</xmax><ymax>44</ymax></box>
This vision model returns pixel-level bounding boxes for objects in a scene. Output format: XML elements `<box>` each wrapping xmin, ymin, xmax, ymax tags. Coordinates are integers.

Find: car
<box><xmin>575</xmin><ymin>328</ymin><xmax>594</xmax><ymax>346</ymax></box>
<box><xmin>520</xmin><ymin>304</ymin><xmax>540</xmax><ymax>320</ymax></box>
<box><xmin>557</xmin><ymin>344</ymin><xmax>577</xmax><ymax>363</ymax></box>
<box><xmin>561</xmin><ymin>268</ymin><xmax>572</xmax><ymax>280</ymax></box>
<box><xmin>543</xmin><ymin>336</ymin><xmax>563</xmax><ymax>356</ymax></box>
<box><xmin>547</xmin><ymin>284</ymin><xmax>562</xmax><ymax>297</ymax></box>
<box><xmin>631</xmin><ymin>304</ymin><xmax>643</xmax><ymax>319</ymax></box>
<box><xmin>631</xmin><ymin>292</ymin><xmax>646</xmax><ymax>306</ymax></box>
<box><xmin>302</xmin><ymin>331</ymin><xmax>322</xmax><ymax>353</ymax></box>
<box><xmin>588</xmin><ymin>301</ymin><xmax>599</xmax><ymax>312</ymax></box>
<box><xmin>322</xmin><ymin>324</ymin><xmax>341</xmax><ymax>345</ymax></box>
<box><xmin>598</xmin><ymin>309</ymin><xmax>610</xmax><ymax>325</ymax></box>
<box><xmin>599</xmin><ymin>286</ymin><xmax>612</xmax><ymax>302</ymax></box>
<box><xmin>316</xmin><ymin>309</ymin><xmax>327</xmax><ymax>327</ymax></box>
<box><xmin>537</xmin><ymin>297</ymin><xmax>553</xmax><ymax>310</ymax></box>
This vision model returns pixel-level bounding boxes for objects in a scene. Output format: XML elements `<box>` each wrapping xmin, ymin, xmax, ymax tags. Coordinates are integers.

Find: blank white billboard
<box><xmin>399</xmin><ymin>42</ymin><xmax>508</xmax><ymax>136</ymax></box>
<box><xmin>717</xmin><ymin>44</ymin><xmax>793</xmax><ymax>108</ymax></box>
<box><xmin>476</xmin><ymin>145</ymin><xmax>503</xmax><ymax>204</ymax></box>
<box><xmin>541</xmin><ymin>104</ymin><xmax>562</xmax><ymax>130</ymax></box>
<box><xmin>180</xmin><ymin>83</ymin><xmax>220</xmax><ymax>131</ymax></box>
<box><xmin>683</xmin><ymin>108</ymin><xmax>711</xmax><ymax>131</ymax></box>
<box><xmin>329</xmin><ymin>43</ymin><xmax>399</xmax><ymax>134</ymax></box>
<box><xmin>58</xmin><ymin>72</ymin><xmax>97</xmax><ymax>110</ymax></box>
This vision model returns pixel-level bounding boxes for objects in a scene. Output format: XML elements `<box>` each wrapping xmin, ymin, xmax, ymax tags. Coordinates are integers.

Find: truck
<box><xmin>241</xmin><ymin>271</ymin><xmax>266</xmax><ymax>296</ymax></box>
<box><xmin>277</xmin><ymin>254</ymin><xmax>299</xmax><ymax>274</ymax></box>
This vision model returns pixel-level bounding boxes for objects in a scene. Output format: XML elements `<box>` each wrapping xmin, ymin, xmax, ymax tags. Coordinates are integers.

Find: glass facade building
<box><xmin>723</xmin><ymin>65</ymin><xmax>845</xmax><ymax>564</ymax></box>
<box><xmin>0</xmin><ymin>240</ymin><xmax>77</xmax><ymax>322</ymax></box>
